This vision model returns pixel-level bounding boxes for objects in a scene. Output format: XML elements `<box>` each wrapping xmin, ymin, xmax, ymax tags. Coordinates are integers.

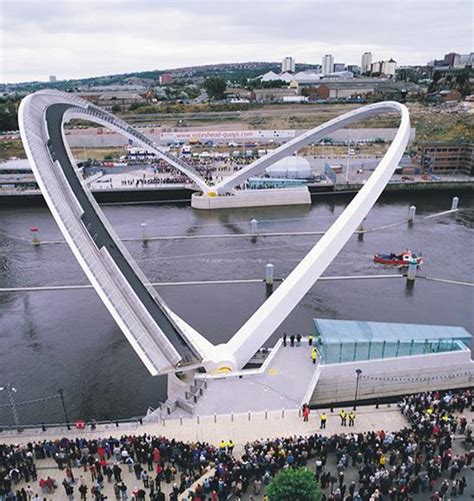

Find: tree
<box><xmin>204</xmin><ymin>76</ymin><xmax>227</xmax><ymax>100</ymax></box>
<box><xmin>111</xmin><ymin>104</ymin><xmax>122</xmax><ymax>113</ymax></box>
<box><xmin>266</xmin><ymin>468</ymin><xmax>322</xmax><ymax>501</ymax></box>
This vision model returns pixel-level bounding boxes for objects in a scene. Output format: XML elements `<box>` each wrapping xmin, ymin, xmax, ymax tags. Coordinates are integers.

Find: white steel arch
<box><xmin>213</xmin><ymin>102</ymin><xmax>408</xmax><ymax>195</ymax></box>
<box><xmin>205</xmin><ymin>101</ymin><xmax>411</xmax><ymax>371</ymax></box>
<box><xmin>19</xmin><ymin>90</ymin><xmax>410</xmax><ymax>375</ymax></box>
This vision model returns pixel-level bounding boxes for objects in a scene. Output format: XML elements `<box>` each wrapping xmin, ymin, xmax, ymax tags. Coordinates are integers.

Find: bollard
<box><xmin>197</xmin><ymin>415</ymin><xmax>200</xmax><ymax>424</ymax></box>
<box><xmin>180</xmin><ymin>415</ymin><xmax>183</xmax><ymax>426</ymax></box>
<box><xmin>265</xmin><ymin>263</ymin><xmax>274</xmax><ymax>296</ymax></box>
<box><xmin>451</xmin><ymin>196</ymin><xmax>459</xmax><ymax>211</ymax></box>
<box><xmin>282</xmin><ymin>408</ymin><xmax>285</xmax><ymax>419</ymax></box>
<box><xmin>30</xmin><ymin>227</ymin><xmax>41</xmax><ymax>246</ymax></box>
<box><xmin>231</xmin><ymin>412</ymin><xmax>234</xmax><ymax>422</ymax></box>
<box><xmin>357</xmin><ymin>223</ymin><xmax>364</xmax><ymax>241</ymax></box>
<box><xmin>248</xmin><ymin>411</ymin><xmax>251</xmax><ymax>421</ymax></box>
<box><xmin>141</xmin><ymin>222</ymin><xmax>148</xmax><ymax>245</ymax></box>
<box><xmin>408</xmin><ymin>205</ymin><xmax>416</xmax><ymax>225</ymax></box>
<box><xmin>265</xmin><ymin>410</ymin><xmax>268</xmax><ymax>420</ymax></box>
<box><xmin>265</xmin><ymin>263</ymin><xmax>274</xmax><ymax>285</ymax></box>
<box><xmin>406</xmin><ymin>259</ymin><xmax>417</xmax><ymax>285</ymax></box>
<box><xmin>250</xmin><ymin>218</ymin><xmax>258</xmax><ymax>243</ymax></box>
<box><xmin>214</xmin><ymin>413</ymin><xmax>217</xmax><ymax>424</ymax></box>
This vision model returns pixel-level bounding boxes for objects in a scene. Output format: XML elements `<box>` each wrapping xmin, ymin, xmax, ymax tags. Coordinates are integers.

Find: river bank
<box><xmin>1</xmin><ymin>179</ymin><xmax>472</xmax><ymax>207</ymax></box>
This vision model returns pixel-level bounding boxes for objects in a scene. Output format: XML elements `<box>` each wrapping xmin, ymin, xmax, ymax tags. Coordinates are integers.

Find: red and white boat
<box><xmin>374</xmin><ymin>250</ymin><xmax>423</xmax><ymax>267</ymax></box>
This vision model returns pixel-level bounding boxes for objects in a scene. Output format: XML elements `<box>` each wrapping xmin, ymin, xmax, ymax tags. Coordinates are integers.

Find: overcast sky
<box><xmin>1</xmin><ymin>0</ymin><xmax>472</xmax><ymax>83</ymax></box>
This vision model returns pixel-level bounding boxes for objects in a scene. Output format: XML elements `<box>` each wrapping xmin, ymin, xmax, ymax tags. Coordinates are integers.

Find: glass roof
<box><xmin>314</xmin><ymin>319</ymin><xmax>472</xmax><ymax>345</ymax></box>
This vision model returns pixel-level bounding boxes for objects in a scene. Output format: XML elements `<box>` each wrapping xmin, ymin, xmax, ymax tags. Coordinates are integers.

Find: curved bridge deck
<box><xmin>20</xmin><ymin>91</ymin><xmax>203</xmax><ymax>375</ymax></box>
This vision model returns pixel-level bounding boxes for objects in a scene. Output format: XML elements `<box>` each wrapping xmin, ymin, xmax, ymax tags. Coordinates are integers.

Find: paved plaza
<box><xmin>0</xmin><ymin>404</ymin><xmax>422</xmax><ymax>500</ymax></box>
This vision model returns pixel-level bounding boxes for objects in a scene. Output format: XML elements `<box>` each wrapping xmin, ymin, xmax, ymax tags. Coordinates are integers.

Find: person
<box><xmin>339</xmin><ymin>409</ymin><xmax>347</xmax><ymax>426</ymax></box>
<box><xmin>348</xmin><ymin>410</ymin><xmax>356</xmax><ymax>426</ymax></box>
<box><xmin>311</xmin><ymin>347</ymin><xmax>317</xmax><ymax>364</ymax></box>
<box><xmin>320</xmin><ymin>412</ymin><xmax>327</xmax><ymax>429</ymax></box>
<box><xmin>118</xmin><ymin>481</ymin><xmax>128</xmax><ymax>500</ymax></box>
<box><xmin>282</xmin><ymin>333</ymin><xmax>287</xmax><ymax>347</ymax></box>
<box><xmin>303</xmin><ymin>404</ymin><xmax>310</xmax><ymax>422</ymax></box>
<box><xmin>296</xmin><ymin>334</ymin><xmax>301</xmax><ymax>346</ymax></box>
<box><xmin>79</xmin><ymin>483</ymin><xmax>88</xmax><ymax>500</ymax></box>
<box><xmin>290</xmin><ymin>334</ymin><xmax>295</xmax><ymax>347</ymax></box>
<box><xmin>308</xmin><ymin>334</ymin><xmax>313</xmax><ymax>346</ymax></box>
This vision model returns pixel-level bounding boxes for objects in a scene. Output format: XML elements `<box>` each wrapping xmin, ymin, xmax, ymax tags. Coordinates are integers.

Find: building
<box><xmin>361</xmin><ymin>52</ymin><xmax>372</xmax><ymax>74</ymax></box>
<box><xmin>159</xmin><ymin>73</ymin><xmax>173</xmax><ymax>85</ymax></box>
<box><xmin>297</xmin><ymin>79</ymin><xmax>378</xmax><ymax>99</ymax></box>
<box><xmin>374</xmin><ymin>81</ymin><xmax>421</xmax><ymax>101</ymax></box>
<box><xmin>281</xmin><ymin>56</ymin><xmax>295</xmax><ymax>73</ymax></box>
<box><xmin>311</xmin><ymin>319</ymin><xmax>473</xmax><ymax>406</ymax></box>
<box><xmin>444</xmin><ymin>52</ymin><xmax>460</xmax><ymax>67</ymax></box>
<box><xmin>49</xmin><ymin>75</ymin><xmax>57</xmax><ymax>82</ymax></box>
<box><xmin>265</xmin><ymin>156</ymin><xmax>312</xmax><ymax>179</ymax></box>
<box><xmin>322</xmin><ymin>54</ymin><xmax>334</xmax><ymax>75</ymax></box>
<box><xmin>458</xmin><ymin>53</ymin><xmax>474</xmax><ymax>66</ymax></box>
<box><xmin>438</xmin><ymin>89</ymin><xmax>462</xmax><ymax>102</ymax></box>
<box><xmin>347</xmin><ymin>65</ymin><xmax>360</xmax><ymax>74</ymax></box>
<box><xmin>251</xmin><ymin>87</ymin><xmax>298</xmax><ymax>102</ymax></box>
<box><xmin>370</xmin><ymin>61</ymin><xmax>382</xmax><ymax>74</ymax></box>
<box><xmin>75</xmin><ymin>91</ymin><xmax>147</xmax><ymax>111</ymax></box>
<box><xmin>416</xmin><ymin>141</ymin><xmax>473</xmax><ymax>176</ymax></box>
<box><xmin>333</xmin><ymin>63</ymin><xmax>346</xmax><ymax>72</ymax></box>
<box><xmin>381</xmin><ymin>59</ymin><xmax>397</xmax><ymax>76</ymax></box>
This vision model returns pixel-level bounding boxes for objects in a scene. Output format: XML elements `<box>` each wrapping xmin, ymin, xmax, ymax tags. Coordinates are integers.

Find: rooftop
<box><xmin>314</xmin><ymin>319</ymin><xmax>472</xmax><ymax>344</ymax></box>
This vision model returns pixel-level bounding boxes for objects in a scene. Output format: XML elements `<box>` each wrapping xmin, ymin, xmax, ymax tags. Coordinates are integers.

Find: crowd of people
<box><xmin>0</xmin><ymin>389</ymin><xmax>471</xmax><ymax>501</ymax></box>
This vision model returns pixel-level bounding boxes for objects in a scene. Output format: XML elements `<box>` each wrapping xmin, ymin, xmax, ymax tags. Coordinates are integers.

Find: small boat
<box><xmin>374</xmin><ymin>250</ymin><xmax>423</xmax><ymax>266</ymax></box>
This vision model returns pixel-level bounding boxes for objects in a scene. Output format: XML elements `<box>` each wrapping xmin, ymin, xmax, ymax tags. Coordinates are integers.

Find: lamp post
<box><xmin>353</xmin><ymin>369</ymin><xmax>362</xmax><ymax>410</ymax></box>
<box><xmin>0</xmin><ymin>384</ymin><xmax>19</xmax><ymax>427</ymax></box>
<box><xmin>58</xmin><ymin>389</ymin><xmax>71</xmax><ymax>430</ymax></box>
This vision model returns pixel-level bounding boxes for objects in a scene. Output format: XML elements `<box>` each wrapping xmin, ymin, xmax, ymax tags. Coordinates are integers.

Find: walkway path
<box><xmin>2</xmin><ymin>405</ymin><xmax>409</xmax><ymax>454</ymax></box>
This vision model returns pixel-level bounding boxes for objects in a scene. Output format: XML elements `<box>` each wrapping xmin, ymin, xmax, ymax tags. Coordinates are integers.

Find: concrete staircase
<box><xmin>144</xmin><ymin>379</ymin><xmax>208</xmax><ymax>421</ymax></box>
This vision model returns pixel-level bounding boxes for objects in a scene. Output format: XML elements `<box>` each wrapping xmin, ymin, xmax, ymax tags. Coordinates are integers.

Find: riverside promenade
<box><xmin>1</xmin><ymin>404</ymin><xmax>472</xmax><ymax>500</ymax></box>
<box><xmin>1</xmin><ymin>405</ymin><xmax>409</xmax><ymax>453</ymax></box>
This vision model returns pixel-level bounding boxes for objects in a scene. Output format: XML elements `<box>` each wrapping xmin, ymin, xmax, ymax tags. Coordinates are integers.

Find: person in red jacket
<box><xmin>303</xmin><ymin>403</ymin><xmax>310</xmax><ymax>422</ymax></box>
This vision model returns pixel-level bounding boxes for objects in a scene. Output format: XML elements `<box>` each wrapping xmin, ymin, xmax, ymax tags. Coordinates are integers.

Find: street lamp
<box><xmin>353</xmin><ymin>369</ymin><xmax>362</xmax><ymax>410</ymax></box>
<box><xmin>0</xmin><ymin>384</ymin><xmax>19</xmax><ymax>427</ymax></box>
<box><xmin>58</xmin><ymin>389</ymin><xmax>71</xmax><ymax>430</ymax></box>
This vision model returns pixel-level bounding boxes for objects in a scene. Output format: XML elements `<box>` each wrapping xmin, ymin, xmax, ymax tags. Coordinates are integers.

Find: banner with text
<box><xmin>159</xmin><ymin>130</ymin><xmax>296</xmax><ymax>142</ymax></box>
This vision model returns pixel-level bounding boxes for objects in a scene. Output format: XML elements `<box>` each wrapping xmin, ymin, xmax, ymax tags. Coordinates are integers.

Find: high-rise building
<box><xmin>381</xmin><ymin>59</ymin><xmax>397</xmax><ymax>76</ymax></box>
<box><xmin>49</xmin><ymin>75</ymin><xmax>57</xmax><ymax>82</ymax></box>
<box><xmin>444</xmin><ymin>52</ymin><xmax>460</xmax><ymax>67</ymax></box>
<box><xmin>281</xmin><ymin>57</ymin><xmax>296</xmax><ymax>73</ymax></box>
<box><xmin>370</xmin><ymin>61</ymin><xmax>382</xmax><ymax>74</ymax></box>
<box><xmin>459</xmin><ymin>53</ymin><xmax>474</xmax><ymax>66</ymax></box>
<box><xmin>361</xmin><ymin>52</ymin><xmax>372</xmax><ymax>74</ymax></box>
<box><xmin>333</xmin><ymin>63</ymin><xmax>346</xmax><ymax>72</ymax></box>
<box><xmin>322</xmin><ymin>54</ymin><xmax>334</xmax><ymax>75</ymax></box>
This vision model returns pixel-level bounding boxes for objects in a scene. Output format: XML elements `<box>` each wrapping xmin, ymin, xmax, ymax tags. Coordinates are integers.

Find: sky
<box><xmin>1</xmin><ymin>0</ymin><xmax>473</xmax><ymax>83</ymax></box>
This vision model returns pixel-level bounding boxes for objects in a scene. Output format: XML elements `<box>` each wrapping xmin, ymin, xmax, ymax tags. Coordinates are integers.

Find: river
<box><xmin>0</xmin><ymin>190</ymin><xmax>472</xmax><ymax>425</ymax></box>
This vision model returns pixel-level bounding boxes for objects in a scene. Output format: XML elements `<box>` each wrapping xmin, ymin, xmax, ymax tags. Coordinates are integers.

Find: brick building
<box><xmin>416</xmin><ymin>141</ymin><xmax>473</xmax><ymax>175</ymax></box>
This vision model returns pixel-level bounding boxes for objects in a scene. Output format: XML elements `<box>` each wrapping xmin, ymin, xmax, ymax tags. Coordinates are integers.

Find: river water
<box><xmin>0</xmin><ymin>191</ymin><xmax>472</xmax><ymax>425</ymax></box>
